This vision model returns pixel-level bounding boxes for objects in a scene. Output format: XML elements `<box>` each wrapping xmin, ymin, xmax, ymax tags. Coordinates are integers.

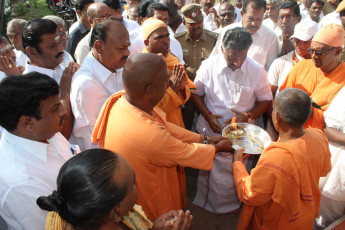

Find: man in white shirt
<box><xmin>307</xmin><ymin>0</ymin><xmax>324</xmax><ymax>23</ymax></box>
<box><xmin>0</xmin><ymin>36</ymin><xmax>23</xmax><ymax>79</ymax></box>
<box><xmin>214</xmin><ymin>1</ymin><xmax>237</xmax><ymax>33</ymax></box>
<box><xmin>200</xmin><ymin>0</ymin><xmax>218</xmax><ymax>31</ymax></box>
<box><xmin>71</xmin><ymin>19</ymin><xmax>130</xmax><ymax>151</ymax></box>
<box><xmin>268</xmin><ymin>19</ymin><xmax>318</xmax><ymax>97</ymax></box>
<box><xmin>129</xmin><ymin>2</ymin><xmax>185</xmax><ymax>64</ymax></box>
<box><xmin>192</xmin><ymin>27</ymin><xmax>272</xmax><ymax>214</ymax></box>
<box><xmin>22</xmin><ymin>19</ymin><xmax>78</xmax><ymax>140</ymax></box>
<box><xmin>0</xmin><ymin>72</ymin><xmax>74</xmax><ymax>230</ymax></box>
<box><xmin>74</xmin><ymin>2</ymin><xmax>112</xmax><ymax>64</ymax></box>
<box><xmin>262</xmin><ymin>0</ymin><xmax>279</xmax><ymax>32</ymax></box>
<box><xmin>160</xmin><ymin>0</ymin><xmax>187</xmax><ymax>33</ymax></box>
<box><xmin>300</xmin><ymin>0</ymin><xmax>324</xmax><ymax>20</ymax></box>
<box><xmin>212</xmin><ymin>0</ymin><xmax>279</xmax><ymax>70</ymax></box>
<box><xmin>214</xmin><ymin>0</ymin><xmax>242</xmax><ymax>24</ymax></box>
<box><xmin>6</xmin><ymin>19</ymin><xmax>27</xmax><ymax>68</ymax></box>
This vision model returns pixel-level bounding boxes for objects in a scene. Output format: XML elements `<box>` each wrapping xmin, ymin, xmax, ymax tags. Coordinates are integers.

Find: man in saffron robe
<box><xmin>280</xmin><ymin>23</ymin><xmax>345</xmax><ymax>130</ymax></box>
<box><xmin>232</xmin><ymin>88</ymin><xmax>332</xmax><ymax>230</ymax></box>
<box><xmin>142</xmin><ymin>17</ymin><xmax>195</xmax><ymax>128</ymax></box>
<box><xmin>91</xmin><ymin>53</ymin><xmax>233</xmax><ymax>220</ymax></box>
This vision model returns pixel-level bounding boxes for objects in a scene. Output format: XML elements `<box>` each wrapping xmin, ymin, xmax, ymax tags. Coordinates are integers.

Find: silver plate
<box><xmin>222</xmin><ymin>123</ymin><xmax>272</xmax><ymax>154</ymax></box>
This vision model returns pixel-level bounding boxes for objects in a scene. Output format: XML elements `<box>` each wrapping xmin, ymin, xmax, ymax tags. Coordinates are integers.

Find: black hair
<box><xmin>138</xmin><ymin>0</ymin><xmax>154</xmax><ymax>18</ymax></box>
<box><xmin>278</xmin><ymin>0</ymin><xmax>300</xmax><ymax>16</ymax></box>
<box><xmin>0</xmin><ymin>72</ymin><xmax>59</xmax><ymax>131</ymax></box>
<box><xmin>103</xmin><ymin>0</ymin><xmax>121</xmax><ymax>10</ymax></box>
<box><xmin>146</xmin><ymin>2</ymin><xmax>169</xmax><ymax>18</ymax></box>
<box><xmin>37</xmin><ymin>149</ymin><xmax>129</xmax><ymax>230</ymax></box>
<box><xmin>274</xmin><ymin>88</ymin><xmax>311</xmax><ymax>128</ymax></box>
<box><xmin>75</xmin><ymin>0</ymin><xmax>95</xmax><ymax>11</ymax></box>
<box><xmin>242</xmin><ymin>0</ymin><xmax>266</xmax><ymax>13</ymax></box>
<box><xmin>222</xmin><ymin>27</ymin><xmax>253</xmax><ymax>50</ymax></box>
<box><xmin>89</xmin><ymin>18</ymin><xmax>123</xmax><ymax>48</ymax></box>
<box><xmin>307</xmin><ymin>0</ymin><xmax>325</xmax><ymax>9</ymax></box>
<box><xmin>22</xmin><ymin>19</ymin><xmax>57</xmax><ymax>54</ymax></box>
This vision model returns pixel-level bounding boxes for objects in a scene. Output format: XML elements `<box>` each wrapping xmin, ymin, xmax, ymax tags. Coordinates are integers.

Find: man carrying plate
<box><xmin>191</xmin><ymin>27</ymin><xmax>272</xmax><ymax>214</ymax></box>
<box><xmin>233</xmin><ymin>88</ymin><xmax>331</xmax><ymax>229</ymax></box>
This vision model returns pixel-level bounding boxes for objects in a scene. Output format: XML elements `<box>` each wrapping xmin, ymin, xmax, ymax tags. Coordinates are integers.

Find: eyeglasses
<box><xmin>307</xmin><ymin>47</ymin><xmax>336</xmax><ymax>56</ymax></box>
<box><xmin>92</xmin><ymin>15</ymin><xmax>111</xmax><ymax>21</ymax></box>
<box><xmin>278</xmin><ymin>15</ymin><xmax>296</xmax><ymax>22</ymax></box>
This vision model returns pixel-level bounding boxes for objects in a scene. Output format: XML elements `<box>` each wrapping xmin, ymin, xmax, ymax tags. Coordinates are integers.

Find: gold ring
<box><xmin>8</xmin><ymin>64</ymin><xmax>12</xmax><ymax>68</ymax></box>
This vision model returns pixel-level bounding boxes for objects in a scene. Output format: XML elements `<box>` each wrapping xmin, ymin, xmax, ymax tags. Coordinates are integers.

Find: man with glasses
<box><xmin>74</xmin><ymin>2</ymin><xmax>111</xmax><ymax>64</ymax></box>
<box><xmin>192</xmin><ymin>27</ymin><xmax>272</xmax><ymax>214</ymax></box>
<box><xmin>6</xmin><ymin>19</ymin><xmax>27</xmax><ymax>68</ymax></box>
<box><xmin>277</xmin><ymin>1</ymin><xmax>301</xmax><ymax>56</ymax></box>
<box><xmin>211</xmin><ymin>0</ymin><xmax>279</xmax><ymax>71</ymax></box>
<box><xmin>280</xmin><ymin>23</ymin><xmax>345</xmax><ymax>130</ymax></box>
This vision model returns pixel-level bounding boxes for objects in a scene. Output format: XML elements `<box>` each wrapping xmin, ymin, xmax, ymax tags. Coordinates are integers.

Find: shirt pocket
<box><xmin>229</xmin><ymin>81</ymin><xmax>254</xmax><ymax>106</ymax></box>
<box><xmin>250</xmin><ymin>45</ymin><xmax>268</xmax><ymax>67</ymax></box>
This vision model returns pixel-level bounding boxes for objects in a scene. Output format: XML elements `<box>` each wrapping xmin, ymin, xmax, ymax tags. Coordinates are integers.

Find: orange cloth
<box><xmin>233</xmin><ymin>128</ymin><xmax>331</xmax><ymax>230</ymax></box>
<box><xmin>91</xmin><ymin>93</ymin><xmax>216</xmax><ymax>220</ymax></box>
<box><xmin>312</xmin><ymin>23</ymin><xmax>344</xmax><ymax>48</ymax></box>
<box><xmin>280</xmin><ymin>60</ymin><xmax>345</xmax><ymax>129</ymax></box>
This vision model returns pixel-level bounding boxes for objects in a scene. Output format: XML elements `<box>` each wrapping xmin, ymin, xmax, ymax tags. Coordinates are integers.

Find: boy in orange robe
<box><xmin>280</xmin><ymin>23</ymin><xmax>345</xmax><ymax>130</ymax></box>
<box><xmin>91</xmin><ymin>53</ymin><xmax>233</xmax><ymax>220</ymax></box>
<box><xmin>233</xmin><ymin>88</ymin><xmax>331</xmax><ymax>230</ymax></box>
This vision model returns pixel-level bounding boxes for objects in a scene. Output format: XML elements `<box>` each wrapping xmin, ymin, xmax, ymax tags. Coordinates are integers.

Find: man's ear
<box><xmin>18</xmin><ymin>115</ymin><xmax>35</xmax><ymax>132</ymax></box>
<box><xmin>76</xmin><ymin>9</ymin><xmax>82</xmax><ymax>18</ymax></box>
<box><xmin>110</xmin><ymin>207</ymin><xmax>122</xmax><ymax>223</ymax></box>
<box><xmin>25</xmin><ymin>46</ymin><xmax>38</xmax><ymax>62</ymax></box>
<box><xmin>144</xmin><ymin>39</ymin><xmax>149</xmax><ymax>47</ymax></box>
<box><xmin>94</xmin><ymin>40</ymin><xmax>103</xmax><ymax>54</ymax></box>
<box><xmin>88</xmin><ymin>18</ymin><xmax>94</xmax><ymax>27</ymax></box>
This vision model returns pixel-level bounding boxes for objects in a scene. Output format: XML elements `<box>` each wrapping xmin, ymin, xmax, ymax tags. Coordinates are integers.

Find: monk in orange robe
<box><xmin>91</xmin><ymin>53</ymin><xmax>233</xmax><ymax>220</ymax></box>
<box><xmin>232</xmin><ymin>88</ymin><xmax>331</xmax><ymax>230</ymax></box>
<box><xmin>280</xmin><ymin>23</ymin><xmax>345</xmax><ymax>130</ymax></box>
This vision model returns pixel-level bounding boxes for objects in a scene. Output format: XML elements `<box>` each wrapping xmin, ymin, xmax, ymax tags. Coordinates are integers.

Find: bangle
<box><xmin>203</xmin><ymin>111</ymin><xmax>212</xmax><ymax>119</ymax></box>
<box><xmin>203</xmin><ymin>135</ymin><xmax>208</xmax><ymax>144</ymax></box>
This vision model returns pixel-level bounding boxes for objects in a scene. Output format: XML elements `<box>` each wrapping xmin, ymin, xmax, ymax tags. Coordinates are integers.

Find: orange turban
<box><xmin>312</xmin><ymin>23</ymin><xmax>344</xmax><ymax>47</ymax></box>
<box><xmin>142</xmin><ymin>18</ymin><xmax>167</xmax><ymax>40</ymax></box>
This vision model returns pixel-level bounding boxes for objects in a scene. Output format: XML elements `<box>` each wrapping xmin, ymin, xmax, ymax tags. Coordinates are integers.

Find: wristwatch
<box><xmin>203</xmin><ymin>135</ymin><xmax>208</xmax><ymax>144</ymax></box>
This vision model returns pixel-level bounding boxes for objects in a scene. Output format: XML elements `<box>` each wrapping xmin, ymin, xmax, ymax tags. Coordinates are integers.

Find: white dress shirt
<box><xmin>0</xmin><ymin>131</ymin><xmax>73</xmax><ymax>230</ymax></box>
<box><xmin>175</xmin><ymin>22</ymin><xmax>187</xmax><ymax>34</ymax></box>
<box><xmin>123</xmin><ymin>18</ymin><xmax>140</xmax><ymax>33</ymax></box>
<box><xmin>74</xmin><ymin>31</ymin><xmax>91</xmax><ymax>65</ymax></box>
<box><xmin>318</xmin><ymin>11</ymin><xmax>341</xmax><ymax>29</ymax></box>
<box><xmin>300</xmin><ymin>3</ymin><xmax>323</xmax><ymax>21</ymax></box>
<box><xmin>211</xmin><ymin>22</ymin><xmax>279</xmax><ymax>70</ymax></box>
<box><xmin>23</xmin><ymin>62</ymin><xmax>65</xmax><ymax>85</ymax></box>
<box><xmin>202</xmin><ymin>11</ymin><xmax>218</xmax><ymax>31</ymax></box>
<box><xmin>129</xmin><ymin>26</ymin><xmax>185</xmax><ymax>64</ymax></box>
<box><xmin>262</xmin><ymin>18</ymin><xmax>278</xmax><ymax>32</ymax></box>
<box><xmin>214</xmin><ymin>4</ymin><xmax>242</xmax><ymax>23</ymax></box>
<box><xmin>70</xmin><ymin>52</ymin><xmax>124</xmax><ymax>151</ymax></box>
<box><xmin>193</xmin><ymin>54</ymin><xmax>272</xmax><ymax>136</ymax></box>
<box><xmin>61</xmin><ymin>51</ymin><xmax>74</xmax><ymax>68</ymax></box>
<box><xmin>14</xmin><ymin>49</ymin><xmax>27</xmax><ymax>68</ymax></box>
<box><xmin>267</xmin><ymin>50</ymin><xmax>304</xmax><ymax>96</ymax></box>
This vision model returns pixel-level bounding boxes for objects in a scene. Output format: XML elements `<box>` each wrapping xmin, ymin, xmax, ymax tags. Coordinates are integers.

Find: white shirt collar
<box><xmin>2</xmin><ymin>130</ymin><xmax>53</xmax><ymax>162</ymax></box>
<box><xmin>24</xmin><ymin>62</ymin><xmax>63</xmax><ymax>78</ymax></box>
<box><xmin>88</xmin><ymin>53</ymin><xmax>115</xmax><ymax>83</ymax></box>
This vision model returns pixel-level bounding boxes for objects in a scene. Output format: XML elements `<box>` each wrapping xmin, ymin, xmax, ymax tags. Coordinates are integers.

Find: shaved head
<box><xmin>87</xmin><ymin>2</ymin><xmax>109</xmax><ymax>18</ymax></box>
<box><xmin>274</xmin><ymin>88</ymin><xmax>311</xmax><ymax>128</ymax></box>
<box><xmin>123</xmin><ymin>53</ymin><xmax>168</xmax><ymax>95</ymax></box>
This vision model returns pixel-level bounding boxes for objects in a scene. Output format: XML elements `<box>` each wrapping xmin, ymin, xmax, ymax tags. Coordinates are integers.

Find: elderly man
<box><xmin>66</xmin><ymin>0</ymin><xmax>94</xmax><ymax>60</ymax></box>
<box><xmin>70</xmin><ymin>19</ymin><xmax>130</xmax><ymax>151</ymax></box>
<box><xmin>215</xmin><ymin>1</ymin><xmax>237</xmax><ymax>33</ymax></box>
<box><xmin>0</xmin><ymin>36</ymin><xmax>23</xmax><ymax>79</ymax></box>
<box><xmin>263</xmin><ymin>0</ymin><xmax>280</xmax><ymax>31</ymax></box>
<box><xmin>280</xmin><ymin>23</ymin><xmax>345</xmax><ymax>130</ymax></box>
<box><xmin>277</xmin><ymin>1</ymin><xmax>302</xmax><ymax>56</ymax></box>
<box><xmin>22</xmin><ymin>19</ymin><xmax>78</xmax><ymax>139</ymax></box>
<box><xmin>127</xmin><ymin>5</ymin><xmax>139</xmax><ymax>21</ymax></box>
<box><xmin>192</xmin><ymin>27</ymin><xmax>272</xmax><ymax>214</ymax></box>
<box><xmin>308</xmin><ymin>0</ymin><xmax>325</xmax><ymax>23</ymax></box>
<box><xmin>314</xmin><ymin>86</ymin><xmax>345</xmax><ymax>229</ymax></box>
<box><xmin>212</xmin><ymin>0</ymin><xmax>279</xmax><ymax>70</ymax></box>
<box><xmin>0</xmin><ymin>73</ymin><xmax>74</xmax><ymax>229</ymax></box>
<box><xmin>91</xmin><ymin>53</ymin><xmax>233</xmax><ymax>220</ymax></box>
<box><xmin>74</xmin><ymin>2</ymin><xmax>111</xmax><ymax>64</ymax></box>
<box><xmin>200</xmin><ymin>0</ymin><xmax>218</xmax><ymax>31</ymax></box>
<box><xmin>6</xmin><ymin>19</ymin><xmax>27</xmax><ymax>67</ymax></box>
<box><xmin>42</xmin><ymin>15</ymin><xmax>74</xmax><ymax>68</ymax></box>
<box><xmin>268</xmin><ymin>19</ymin><xmax>318</xmax><ymax>96</ymax></box>
<box><xmin>233</xmin><ymin>88</ymin><xmax>331</xmax><ymax>229</ymax></box>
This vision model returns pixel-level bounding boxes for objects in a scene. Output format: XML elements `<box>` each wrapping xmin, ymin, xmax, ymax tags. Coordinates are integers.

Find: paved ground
<box><xmin>185</xmin><ymin>168</ymin><xmax>240</xmax><ymax>230</ymax></box>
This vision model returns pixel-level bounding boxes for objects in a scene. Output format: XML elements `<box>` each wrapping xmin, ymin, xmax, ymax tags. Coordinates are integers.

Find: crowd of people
<box><xmin>0</xmin><ymin>0</ymin><xmax>344</xmax><ymax>228</ymax></box>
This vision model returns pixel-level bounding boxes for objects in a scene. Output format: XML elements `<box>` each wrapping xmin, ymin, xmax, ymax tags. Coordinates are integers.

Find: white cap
<box><xmin>290</xmin><ymin>19</ymin><xmax>318</xmax><ymax>41</ymax></box>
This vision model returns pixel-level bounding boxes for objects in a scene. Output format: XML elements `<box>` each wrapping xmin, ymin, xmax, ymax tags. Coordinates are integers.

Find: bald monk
<box><xmin>142</xmin><ymin>18</ymin><xmax>195</xmax><ymax>128</ymax></box>
<box><xmin>91</xmin><ymin>53</ymin><xmax>233</xmax><ymax>220</ymax></box>
<box><xmin>280</xmin><ymin>23</ymin><xmax>345</xmax><ymax>130</ymax></box>
<box><xmin>232</xmin><ymin>88</ymin><xmax>332</xmax><ymax>230</ymax></box>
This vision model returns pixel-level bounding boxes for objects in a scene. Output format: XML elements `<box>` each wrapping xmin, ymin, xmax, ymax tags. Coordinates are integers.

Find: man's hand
<box><xmin>231</xmin><ymin>109</ymin><xmax>250</xmax><ymax>123</ymax></box>
<box><xmin>207</xmin><ymin>136</ymin><xmax>229</xmax><ymax>144</ymax></box>
<box><xmin>0</xmin><ymin>55</ymin><xmax>21</xmax><ymax>76</ymax></box>
<box><xmin>214</xmin><ymin>139</ymin><xmax>233</xmax><ymax>152</ymax></box>
<box><xmin>233</xmin><ymin>148</ymin><xmax>250</xmax><ymax>162</ymax></box>
<box><xmin>153</xmin><ymin>210</ymin><xmax>193</xmax><ymax>230</ymax></box>
<box><xmin>209</xmin><ymin>7</ymin><xmax>218</xmax><ymax>20</ymax></box>
<box><xmin>280</xmin><ymin>38</ymin><xmax>294</xmax><ymax>56</ymax></box>
<box><xmin>206</xmin><ymin>113</ymin><xmax>223</xmax><ymax>133</ymax></box>
<box><xmin>170</xmin><ymin>64</ymin><xmax>186</xmax><ymax>92</ymax></box>
<box><xmin>60</xmin><ymin>61</ymin><xmax>79</xmax><ymax>96</ymax></box>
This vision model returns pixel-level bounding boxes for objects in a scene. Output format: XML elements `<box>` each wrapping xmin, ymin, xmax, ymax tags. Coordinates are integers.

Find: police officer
<box><xmin>175</xmin><ymin>4</ymin><xmax>218</xmax><ymax>81</ymax></box>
